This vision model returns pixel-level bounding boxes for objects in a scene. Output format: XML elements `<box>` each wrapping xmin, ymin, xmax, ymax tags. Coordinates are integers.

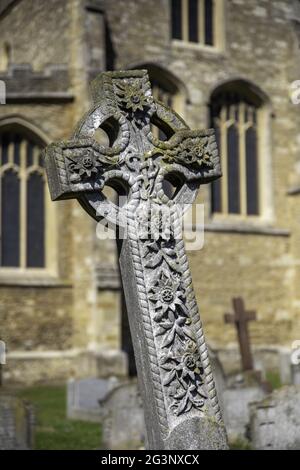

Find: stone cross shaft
<box><xmin>44</xmin><ymin>70</ymin><xmax>227</xmax><ymax>449</ymax></box>
<box><xmin>224</xmin><ymin>297</ymin><xmax>256</xmax><ymax>372</ymax></box>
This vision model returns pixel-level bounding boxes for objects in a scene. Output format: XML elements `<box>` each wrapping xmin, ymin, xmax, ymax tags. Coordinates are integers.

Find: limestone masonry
<box><xmin>0</xmin><ymin>0</ymin><xmax>300</xmax><ymax>383</ymax></box>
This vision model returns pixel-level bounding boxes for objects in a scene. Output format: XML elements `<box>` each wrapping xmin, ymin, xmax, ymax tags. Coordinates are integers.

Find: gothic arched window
<box><xmin>138</xmin><ymin>65</ymin><xmax>186</xmax><ymax>140</ymax></box>
<box><xmin>210</xmin><ymin>83</ymin><xmax>266</xmax><ymax>217</ymax></box>
<box><xmin>0</xmin><ymin>126</ymin><xmax>46</xmax><ymax>268</ymax></box>
<box><xmin>134</xmin><ymin>63</ymin><xmax>186</xmax><ymax>116</ymax></box>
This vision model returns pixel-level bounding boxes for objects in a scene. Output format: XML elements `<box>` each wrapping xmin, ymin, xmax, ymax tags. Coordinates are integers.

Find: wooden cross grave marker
<box><xmin>224</xmin><ymin>297</ymin><xmax>256</xmax><ymax>372</ymax></box>
<box><xmin>44</xmin><ymin>70</ymin><xmax>228</xmax><ymax>449</ymax></box>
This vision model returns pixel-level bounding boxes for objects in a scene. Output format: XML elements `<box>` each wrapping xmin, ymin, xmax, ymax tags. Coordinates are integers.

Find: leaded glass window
<box><xmin>171</xmin><ymin>0</ymin><xmax>216</xmax><ymax>47</ymax></box>
<box><xmin>0</xmin><ymin>130</ymin><xmax>46</xmax><ymax>268</ymax></box>
<box><xmin>211</xmin><ymin>91</ymin><xmax>260</xmax><ymax>216</ymax></box>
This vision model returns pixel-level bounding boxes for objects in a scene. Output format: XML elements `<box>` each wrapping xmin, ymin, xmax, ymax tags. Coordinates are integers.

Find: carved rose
<box><xmin>184</xmin><ymin>354</ymin><xmax>198</xmax><ymax>370</ymax></box>
<box><xmin>182</xmin><ymin>350</ymin><xmax>203</xmax><ymax>377</ymax></box>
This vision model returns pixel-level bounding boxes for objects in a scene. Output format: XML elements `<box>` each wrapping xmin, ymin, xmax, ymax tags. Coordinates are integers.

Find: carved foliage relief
<box><xmin>140</xmin><ymin>210</ymin><xmax>208</xmax><ymax>416</ymax></box>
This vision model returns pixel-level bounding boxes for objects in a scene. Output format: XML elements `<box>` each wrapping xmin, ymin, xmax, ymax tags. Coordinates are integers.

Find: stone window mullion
<box><xmin>221</xmin><ymin>106</ymin><xmax>228</xmax><ymax>214</ymax></box>
<box><xmin>199</xmin><ymin>0</ymin><xmax>205</xmax><ymax>44</ymax></box>
<box><xmin>182</xmin><ymin>0</ymin><xmax>189</xmax><ymax>41</ymax></box>
<box><xmin>239</xmin><ymin>102</ymin><xmax>247</xmax><ymax>217</ymax></box>
<box><xmin>171</xmin><ymin>0</ymin><xmax>220</xmax><ymax>47</ymax></box>
<box><xmin>20</xmin><ymin>139</ymin><xmax>27</xmax><ymax>269</ymax></box>
<box><xmin>8</xmin><ymin>138</ymin><xmax>13</xmax><ymax>165</ymax></box>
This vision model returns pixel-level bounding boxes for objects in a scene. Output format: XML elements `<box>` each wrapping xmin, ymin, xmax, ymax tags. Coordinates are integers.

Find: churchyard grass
<box><xmin>16</xmin><ymin>385</ymin><xmax>102</xmax><ymax>450</ymax></box>
<box><xmin>229</xmin><ymin>438</ymin><xmax>252</xmax><ymax>450</ymax></box>
<box><xmin>265</xmin><ymin>371</ymin><xmax>282</xmax><ymax>390</ymax></box>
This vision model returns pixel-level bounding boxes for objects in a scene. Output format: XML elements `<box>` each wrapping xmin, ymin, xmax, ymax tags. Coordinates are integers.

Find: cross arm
<box><xmin>224</xmin><ymin>313</ymin><xmax>235</xmax><ymax>324</ymax></box>
<box><xmin>245</xmin><ymin>311</ymin><xmax>257</xmax><ymax>321</ymax></box>
<box><xmin>44</xmin><ymin>138</ymin><xmax>119</xmax><ymax>201</ymax></box>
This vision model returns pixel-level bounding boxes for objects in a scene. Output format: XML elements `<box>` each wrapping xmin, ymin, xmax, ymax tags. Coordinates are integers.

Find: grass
<box><xmin>16</xmin><ymin>385</ymin><xmax>102</xmax><ymax>450</ymax></box>
<box><xmin>229</xmin><ymin>438</ymin><xmax>252</xmax><ymax>450</ymax></box>
<box><xmin>265</xmin><ymin>370</ymin><xmax>282</xmax><ymax>390</ymax></box>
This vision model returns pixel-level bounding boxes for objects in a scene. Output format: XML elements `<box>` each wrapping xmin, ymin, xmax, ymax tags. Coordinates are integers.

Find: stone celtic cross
<box><xmin>44</xmin><ymin>70</ymin><xmax>228</xmax><ymax>449</ymax></box>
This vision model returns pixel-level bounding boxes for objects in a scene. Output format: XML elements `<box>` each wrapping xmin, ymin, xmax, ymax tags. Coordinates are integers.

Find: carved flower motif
<box><xmin>115</xmin><ymin>80</ymin><xmax>152</xmax><ymax>113</ymax></box>
<box><xmin>166</xmin><ymin>137</ymin><xmax>214</xmax><ymax>169</ymax></box>
<box><xmin>181</xmin><ymin>349</ymin><xmax>203</xmax><ymax>378</ymax></box>
<box><xmin>161</xmin><ymin>352</ymin><xmax>202</xmax><ymax>382</ymax></box>
<box><xmin>149</xmin><ymin>270</ymin><xmax>186</xmax><ymax>321</ymax></box>
<box><xmin>160</xmin><ymin>345</ymin><xmax>207</xmax><ymax>415</ymax></box>
<box><xmin>67</xmin><ymin>150</ymin><xmax>101</xmax><ymax>180</ymax></box>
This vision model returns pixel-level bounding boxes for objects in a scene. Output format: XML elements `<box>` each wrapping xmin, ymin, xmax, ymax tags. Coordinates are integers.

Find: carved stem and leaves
<box><xmin>135</xmin><ymin>159</ymin><xmax>208</xmax><ymax>416</ymax></box>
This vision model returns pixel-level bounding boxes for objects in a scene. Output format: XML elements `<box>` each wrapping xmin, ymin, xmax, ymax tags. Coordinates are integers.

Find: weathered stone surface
<box><xmin>208</xmin><ymin>346</ymin><xmax>226</xmax><ymax>415</ymax></box>
<box><xmin>223</xmin><ymin>384</ymin><xmax>266</xmax><ymax>442</ymax></box>
<box><xmin>279</xmin><ymin>348</ymin><xmax>293</xmax><ymax>385</ymax></box>
<box><xmin>44</xmin><ymin>69</ymin><xmax>227</xmax><ymax>449</ymax></box>
<box><xmin>67</xmin><ymin>376</ymin><xmax>118</xmax><ymax>422</ymax></box>
<box><xmin>250</xmin><ymin>386</ymin><xmax>300</xmax><ymax>450</ymax></box>
<box><xmin>3</xmin><ymin>350</ymin><xmax>127</xmax><ymax>386</ymax></box>
<box><xmin>292</xmin><ymin>364</ymin><xmax>300</xmax><ymax>386</ymax></box>
<box><xmin>99</xmin><ymin>380</ymin><xmax>145</xmax><ymax>450</ymax></box>
<box><xmin>0</xmin><ymin>64</ymin><xmax>73</xmax><ymax>103</ymax></box>
<box><xmin>206</xmin><ymin>355</ymin><xmax>269</xmax><ymax>443</ymax></box>
<box><xmin>0</xmin><ymin>395</ymin><xmax>34</xmax><ymax>450</ymax></box>
<box><xmin>279</xmin><ymin>348</ymin><xmax>300</xmax><ymax>386</ymax></box>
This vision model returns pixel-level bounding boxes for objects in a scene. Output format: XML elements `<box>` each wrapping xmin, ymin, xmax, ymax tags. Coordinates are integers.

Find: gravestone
<box><xmin>99</xmin><ymin>380</ymin><xmax>145</xmax><ymax>450</ymax></box>
<box><xmin>279</xmin><ymin>348</ymin><xmax>292</xmax><ymax>385</ymax></box>
<box><xmin>67</xmin><ymin>377</ymin><xmax>118</xmax><ymax>422</ymax></box>
<box><xmin>279</xmin><ymin>348</ymin><xmax>300</xmax><ymax>386</ymax></box>
<box><xmin>250</xmin><ymin>386</ymin><xmax>300</xmax><ymax>449</ymax></box>
<box><xmin>44</xmin><ymin>69</ymin><xmax>228</xmax><ymax>449</ymax></box>
<box><xmin>222</xmin><ymin>373</ymin><xmax>267</xmax><ymax>442</ymax></box>
<box><xmin>68</xmin><ymin>377</ymin><xmax>145</xmax><ymax>449</ymax></box>
<box><xmin>0</xmin><ymin>395</ymin><xmax>34</xmax><ymax>449</ymax></box>
<box><xmin>0</xmin><ymin>340</ymin><xmax>5</xmax><ymax>387</ymax></box>
<box><xmin>292</xmin><ymin>364</ymin><xmax>300</xmax><ymax>385</ymax></box>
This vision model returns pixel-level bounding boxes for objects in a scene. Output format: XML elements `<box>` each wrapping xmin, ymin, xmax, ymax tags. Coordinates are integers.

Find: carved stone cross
<box><xmin>44</xmin><ymin>70</ymin><xmax>228</xmax><ymax>449</ymax></box>
<box><xmin>224</xmin><ymin>297</ymin><xmax>256</xmax><ymax>372</ymax></box>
